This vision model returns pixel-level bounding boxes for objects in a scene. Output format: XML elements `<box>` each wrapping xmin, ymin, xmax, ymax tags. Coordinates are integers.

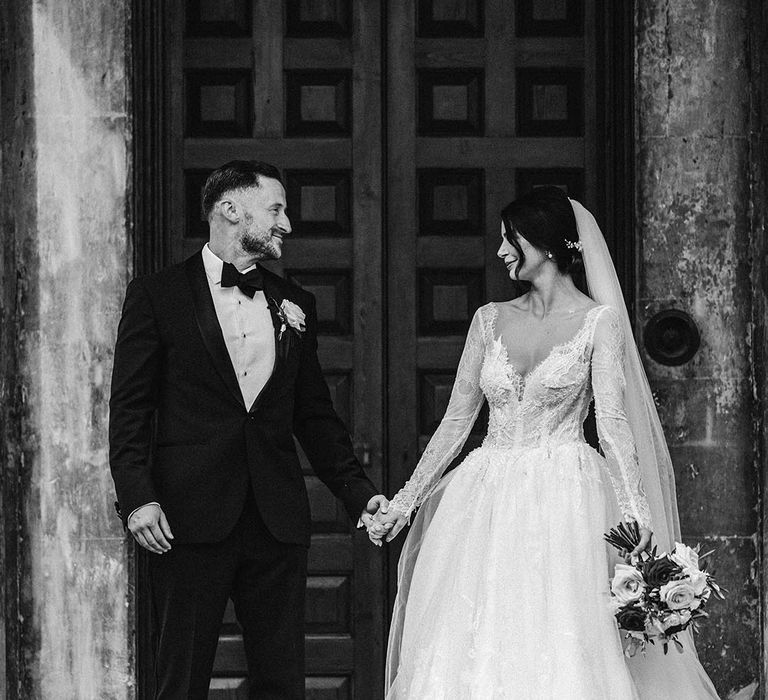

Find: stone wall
<box><xmin>749</xmin><ymin>0</ymin><xmax>768</xmax><ymax>691</ymax></box>
<box><xmin>636</xmin><ymin>1</ymin><xmax>760</xmax><ymax>696</ymax></box>
<box><xmin>1</xmin><ymin>0</ymin><xmax>133</xmax><ymax>697</ymax></box>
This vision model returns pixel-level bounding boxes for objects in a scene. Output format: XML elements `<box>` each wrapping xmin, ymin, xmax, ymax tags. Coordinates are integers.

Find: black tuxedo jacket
<box><xmin>108</xmin><ymin>251</ymin><xmax>378</xmax><ymax>546</ymax></box>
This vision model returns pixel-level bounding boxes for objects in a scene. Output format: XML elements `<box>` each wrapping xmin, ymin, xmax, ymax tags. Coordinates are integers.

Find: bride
<box><xmin>364</xmin><ymin>187</ymin><xmax>720</xmax><ymax>699</ymax></box>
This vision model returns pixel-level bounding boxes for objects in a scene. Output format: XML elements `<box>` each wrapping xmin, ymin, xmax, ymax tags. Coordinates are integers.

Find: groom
<box><xmin>109</xmin><ymin>160</ymin><xmax>386</xmax><ymax>699</ymax></box>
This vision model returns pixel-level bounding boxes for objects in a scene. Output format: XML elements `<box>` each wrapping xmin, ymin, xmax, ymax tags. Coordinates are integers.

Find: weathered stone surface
<box><xmin>11</xmin><ymin>1</ymin><xmax>133</xmax><ymax>698</ymax></box>
<box><xmin>636</xmin><ymin>0</ymin><xmax>759</xmax><ymax>694</ymax></box>
<box><xmin>636</xmin><ymin>0</ymin><xmax>750</xmax><ymax>138</ymax></box>
<box><xmin>32</xmin><ymin>2</ymin><xmax>129</xmax><ymax>116</ymax></box>
<box><xmin>669</xmin><ymin>443</ymin><xmax>757</xmax><ymax>536</ymax></box>
<box><xmin>694</xmin><ymin>535</ymin><xmax>760</xmax><ymax>698</ymax></box>
<box><xmin>749</xmin><ymin>0</ymin><xmax>768</xmax><ymax>694</ymax></box>
<box><xmin>652</xmin><ymin>378</ymin><xmax>752</xmax><ymax>447</ymax></box>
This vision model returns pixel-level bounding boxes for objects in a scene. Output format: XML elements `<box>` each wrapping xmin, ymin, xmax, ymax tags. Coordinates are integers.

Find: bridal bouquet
<box><xmin>604</xmin><ymin>522</ymin><xmax>726</xmax><ymax>656</ymax></box>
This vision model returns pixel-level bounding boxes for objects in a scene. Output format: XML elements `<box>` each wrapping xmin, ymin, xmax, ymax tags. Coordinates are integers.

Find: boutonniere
<box><xmin>270</xmin><ymin>298</ymin><xmax>306</xmax><ymax>340</ymax></box>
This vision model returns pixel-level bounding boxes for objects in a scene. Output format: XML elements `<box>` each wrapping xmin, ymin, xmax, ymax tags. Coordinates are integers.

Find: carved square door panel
<box><xmin>145</xmin><ymin>0</ymin><xmax>628</xmax><ymax>697</ymax></box>
<box><xmin>384</xmin><ymin>0</ymin><xmax>626</xmax><ymax>604</ymax></box>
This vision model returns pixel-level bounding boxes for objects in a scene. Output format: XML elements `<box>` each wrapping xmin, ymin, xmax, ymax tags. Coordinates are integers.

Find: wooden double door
<box><xmin>139</xmin><ymin>0</ymin><xmax>632</xmax><ymax>697</ymax></box>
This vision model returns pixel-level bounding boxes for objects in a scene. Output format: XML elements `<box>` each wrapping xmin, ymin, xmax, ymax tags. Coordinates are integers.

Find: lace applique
<box><xmin>389</xmin><ymin>302</ymin><xmax>652</xmax><ymax>530</ymax></box>
<box><xmin>389</xmin><ymin>306</ymin><xmax>488</xmax><ymax>517</ymax></box>
<box><xmin>591</xmin><ymin>307</ymin><xmax>653</xmax><ymax>528</ymax></box>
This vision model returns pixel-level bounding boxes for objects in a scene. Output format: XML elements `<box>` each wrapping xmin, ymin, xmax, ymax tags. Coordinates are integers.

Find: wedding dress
<box><xmin>385</xmin><ymin>301</ymin><xmax>721</xmax><ymax>699</ymax></box>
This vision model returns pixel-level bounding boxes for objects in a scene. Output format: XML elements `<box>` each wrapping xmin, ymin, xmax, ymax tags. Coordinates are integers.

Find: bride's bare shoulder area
<box><xmin>494</xmin><ymin>292</ymin><xmax>599</xmax><ymax>315</ymax></box>
<box><xmin>564</xmin><ymin>290</ymin><xmax>600</xmax><ymax>313</ymax></box>
<box><xmin>495</xmin><ymin>294</ymin><xmax>530</xmax><ymax>313</ymax></box>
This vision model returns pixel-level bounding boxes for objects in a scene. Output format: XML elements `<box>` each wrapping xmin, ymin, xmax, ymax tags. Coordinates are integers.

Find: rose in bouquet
<box><xmin>604</xmin><ymin>522</ymin><xmax>726</xmax><ymax>655</ymax></box>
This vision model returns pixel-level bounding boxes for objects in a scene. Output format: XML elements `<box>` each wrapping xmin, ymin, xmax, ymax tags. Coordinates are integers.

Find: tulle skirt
<box><xmin>385</xmin><ymin>442</ymin><xmax>720</xmax><ymax>699</ymax></box>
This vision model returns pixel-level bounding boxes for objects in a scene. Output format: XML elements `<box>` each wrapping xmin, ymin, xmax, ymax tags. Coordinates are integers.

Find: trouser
<box><xmin>148</xmin><ymin>495</ymin><xmax>308</xmax><ymax>699</ymax></box>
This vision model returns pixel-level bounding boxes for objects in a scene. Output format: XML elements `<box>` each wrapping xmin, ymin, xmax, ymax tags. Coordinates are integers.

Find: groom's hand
<box><xmin>359</xmin><ymin>495</ymin><xmax>390</xmax><ymax>545</ymax></box>
<box><xmin>375</xmin><ymin>509</ymin><xmax>408</xmax><ymax>543</ymax></box>
<box><xmin>128</xmin><ymin>503</ymin><xmax>174</xmax><ymax>554</ymax></box>
<box><xmin>363</xmin><ymin>499</ymin><xmax>408</xmax><ymax>546</ymax></box>
<box><xmin>365</xmin><ymin>494</ymin><xmax>389</xmax><ymax>514</ymax></box>
<box><xmin>359</xmin><ymin>494</ymin><xmax>389</xmax><ymax>526</ymax></box>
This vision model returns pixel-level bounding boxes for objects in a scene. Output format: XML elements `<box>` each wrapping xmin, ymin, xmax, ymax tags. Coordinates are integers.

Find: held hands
<box><xmin>359</xmin><ymin>494</ymin><xmax>390</xmax><ymax>545</ymax></box>
<box><xmin>128</xmin><ymin>503</ymin><xmax>174</xmax><ymax>554</ymax></box>
<box><xmin>359</xmin><ymin>498</ymin><xmax>408</xmax><ymax>546</ymax></box>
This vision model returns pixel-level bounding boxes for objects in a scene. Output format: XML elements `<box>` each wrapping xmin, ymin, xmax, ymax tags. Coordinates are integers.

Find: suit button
<box><xmin>248</xmin><ymin>414</ymin><xmax>256</xmax><ymax>422</ymax></box>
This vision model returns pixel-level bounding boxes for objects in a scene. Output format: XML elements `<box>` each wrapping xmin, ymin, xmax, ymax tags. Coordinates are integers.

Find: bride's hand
<box><xmin>377</xmin><ymin>509</ymin><xmax>408</xmax><ymax>543</ymax></box>
<box><xmin>626</xmin><ymin>527</ymin><xmax>653</xmax><ymax>564</ymax></box>
<box><xmin>365</xmin><ymin>506</ymin><xmax>408</xmax><ymax>545</ymax></box>
<box><xmin>361</xmin><ymin>503</ymin><xmax>392</xmax><ymax>546</ymax></box>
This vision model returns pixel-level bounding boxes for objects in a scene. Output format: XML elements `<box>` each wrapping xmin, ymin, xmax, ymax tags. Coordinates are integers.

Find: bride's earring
<box><xmin>545</xmin><ymin>250</ymin><xmax>553</xmax><ymax>260</ymax></box>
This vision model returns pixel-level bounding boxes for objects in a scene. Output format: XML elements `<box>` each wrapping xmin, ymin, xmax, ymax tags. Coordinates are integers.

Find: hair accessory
<box><xmin>565</xmin><ymin>239</ymin><xmax>583</xmax><ymax>252</ymax></box>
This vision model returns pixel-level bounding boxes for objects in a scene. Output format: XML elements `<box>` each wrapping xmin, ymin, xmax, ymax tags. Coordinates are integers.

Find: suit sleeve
<box><xmin>109</xmin><ymin>278</ymin><xmax>162</xmax><ymax>526</ymax></box>
<box><xmin>292</xmin><ymin>294</ymin><xmax>379</xmax><ymax>523</ymax></box>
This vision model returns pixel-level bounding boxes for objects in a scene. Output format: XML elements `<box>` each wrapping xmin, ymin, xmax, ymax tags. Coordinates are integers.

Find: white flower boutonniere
<box><xmin>277</xmin><ymin>299</ymin><xmax>306</xmax><ymax>340</ymax></box>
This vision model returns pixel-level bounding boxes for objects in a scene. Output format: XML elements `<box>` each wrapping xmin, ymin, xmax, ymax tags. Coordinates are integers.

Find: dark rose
<box><xmin>642</xmin><ymin>555</ymin><xmax>682</xmax><ymax>588</ymax></box>
<box><xmin>616</xmin><ymin>605</ymin><xmax>647</xmax><ymax>632</ymax></box>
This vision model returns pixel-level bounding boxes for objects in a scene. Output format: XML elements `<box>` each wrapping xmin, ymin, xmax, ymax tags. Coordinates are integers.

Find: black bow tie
<box><xmin>220</xmin><ymin>262</ymin><xmax>264</xmax><ymax>298</ymax></box>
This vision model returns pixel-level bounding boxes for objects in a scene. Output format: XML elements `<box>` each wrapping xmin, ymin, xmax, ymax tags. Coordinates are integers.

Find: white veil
<box><xmin>570</xmin><ymin>198</ymin><xmax>680</xmax><ymax>551</ymax></box>
<box><xmin>572</xmin><ymin>199</ymin><xmax>720</xmax><ymax>698</ymax></box>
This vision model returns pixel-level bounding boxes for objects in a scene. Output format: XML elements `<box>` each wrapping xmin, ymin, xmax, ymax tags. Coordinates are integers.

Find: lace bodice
<box><xmin>389</xmin><ymin>303</ymin><xmax>652</xmax><ymax>529</ymax></box>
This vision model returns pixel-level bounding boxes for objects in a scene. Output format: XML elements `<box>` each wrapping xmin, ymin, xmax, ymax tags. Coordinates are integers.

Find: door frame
<box><xmin>130</xmin><ymin>3</ymin><xmax>172</xmax><ymax>695</ymax></box>
<box><xmin>130</xmin><ymin>1</ymin><xmax>637</xmax><ymax>695</ymax></box>
<box><xmin>595</xmin><ymin>0</ymin><xmax>637</xmax><ymax>310</ymax></box>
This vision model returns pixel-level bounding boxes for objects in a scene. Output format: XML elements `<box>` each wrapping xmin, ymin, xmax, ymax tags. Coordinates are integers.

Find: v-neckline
<box><xmin>492</xmin><ymin>303</ymin><xmax>602</xmax><ymax>385</ymax></box>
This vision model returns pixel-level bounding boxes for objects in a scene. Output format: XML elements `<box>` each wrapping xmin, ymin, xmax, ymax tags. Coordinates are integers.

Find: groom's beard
<box><xmin>240</xmin><ymin>222</ymin><xmax>283</xmax><ymax>260</ymax></box>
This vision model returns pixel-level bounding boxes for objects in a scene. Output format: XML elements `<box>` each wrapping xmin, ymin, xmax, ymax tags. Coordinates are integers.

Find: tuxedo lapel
<box><xmin>184</xmin><ymin>252</ymin><xmax>245</xmax><ymax>409</ymax></box>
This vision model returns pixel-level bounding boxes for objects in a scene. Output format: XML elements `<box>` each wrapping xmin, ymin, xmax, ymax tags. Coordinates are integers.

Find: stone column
<box><xmin>636</xmin><ymin>1</ymin><xmax>759</xmax><ymax>695</ymax></box>
<box><xmin>1</xmin><ymin>0</ymin><xmax>133</xmax><ymax>697</ymax></box>
<box><xmin>749</xmin><ymin>0</ymin><xmax>768</xmax><ymax>693</ymax></box>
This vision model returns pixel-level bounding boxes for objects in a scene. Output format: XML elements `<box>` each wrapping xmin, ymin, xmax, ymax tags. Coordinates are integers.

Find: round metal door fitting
<box><xmin>643</xmin><ymin>309</ymin><xmax>701</xmax><ymax>366</ymax></box>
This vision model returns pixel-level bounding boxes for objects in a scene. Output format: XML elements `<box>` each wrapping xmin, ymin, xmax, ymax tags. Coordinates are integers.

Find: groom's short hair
<box><xmin>202</xmin><ymin>160</ymin><xmax>283</xmax><ymax>219</ymax></box>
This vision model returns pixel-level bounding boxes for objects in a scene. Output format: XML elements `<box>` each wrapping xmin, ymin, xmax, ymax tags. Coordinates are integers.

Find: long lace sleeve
<box><xmin>592</xmin><ymin>307</ymin><xmax>653</xmax><ymax>529</ymax></box>
<box><xmin>389</xmin><ymin>307</ymin><xmax>487</xmax><ymax>518</ymax></box>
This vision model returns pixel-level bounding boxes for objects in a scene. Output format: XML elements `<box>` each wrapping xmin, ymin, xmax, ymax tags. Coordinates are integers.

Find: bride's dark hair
<box><xmin>500</xmin><ymin>185</ymin><xmax>584</xmax><ymax>279</ymax></box>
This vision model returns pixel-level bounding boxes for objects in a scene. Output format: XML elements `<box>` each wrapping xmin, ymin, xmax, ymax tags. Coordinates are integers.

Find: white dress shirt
<box><xmin>201</xmin><ymin>243</ymin><xmax>276</xmax><ymax>409</ymax></box>
<box><xmin>128</xmin><ymin>245</ymin><xmax>278</xmax><ymax>522</ymax></box>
